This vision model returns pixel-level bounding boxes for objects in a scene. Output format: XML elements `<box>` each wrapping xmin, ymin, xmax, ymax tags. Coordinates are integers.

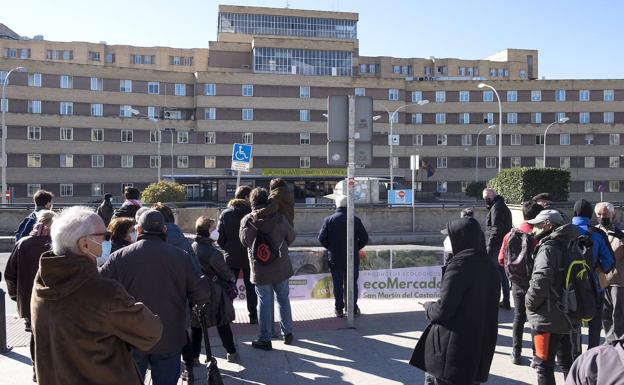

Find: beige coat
<box><xmin>597</xmin><ymin>224</ymin><xmax>624</xmax><ymax>287</ymax></box>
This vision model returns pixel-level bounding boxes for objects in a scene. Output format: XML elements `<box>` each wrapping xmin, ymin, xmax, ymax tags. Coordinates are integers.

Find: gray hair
<box><xmin>595</xmin><ymin>202</ymin><xmax>615</xmax><ymax>214</ymax></box>
<box><xmin>135</xmin><ymin>206</ymin><xmax>150</xmax><ymax>223</ymax></box>
<box><xmin>483</xmin><ymin>188</ymin><xmax>497</xmax><ymax>196</ymax></box>
<box><xmin>36</xmin><ymin>209</ymin><xmax>57</xmax><ymax>227</ymax></box>
<box><xmin>51</xmin><ymin>206</ymin><xmax>103</xmax><ymax>256</ymax></box>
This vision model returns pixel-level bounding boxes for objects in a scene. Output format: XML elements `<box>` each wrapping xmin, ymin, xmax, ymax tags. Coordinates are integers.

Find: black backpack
<box><xmin>249</xmin><ymin>222</ymin><xmax>279</xmax><ymax>265</ymax></box>
<box><xmin>504</xmin><ymin>228</ymin><xmax>535</xmax><ymax>286</ymax></box>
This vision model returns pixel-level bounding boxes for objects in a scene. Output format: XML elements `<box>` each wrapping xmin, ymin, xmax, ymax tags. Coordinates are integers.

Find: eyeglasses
<box><xmin>89</xmin><ymin>231</ymin><xmax>111</xmax><ymax>241</ymax></box>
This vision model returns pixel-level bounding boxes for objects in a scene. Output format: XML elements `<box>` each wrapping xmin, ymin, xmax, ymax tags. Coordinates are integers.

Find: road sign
<box><xmin>388</xmin><ymin>189</ymin><xmax>413</xmax><ymax>205</ymax></box>
<box><xmin>231</xmin><ymin>143</ymin><xmax>252</xmax><ymax>172</ymax></box>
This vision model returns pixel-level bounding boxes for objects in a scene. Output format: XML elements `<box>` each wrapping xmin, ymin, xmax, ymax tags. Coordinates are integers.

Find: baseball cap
<box><xmin>527</xmin><ymin>209</ymin><xmax>564</xmax><ymax>226</ymax></box>
<box><xmin>532</xmin><ymin>193</ymin><xmax>551</xmax><ymax>201</ymax></box>
<box><xmin>138</xmin><ymin>209</ymin><xmax>165</xmax><ymax>233</ymax></box>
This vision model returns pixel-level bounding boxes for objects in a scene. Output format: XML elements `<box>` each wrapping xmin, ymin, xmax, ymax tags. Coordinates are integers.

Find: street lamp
<box><xmin>127</xmin><ymin>107</ymin><xmax>161</xmax><ymax>181</ymax></box>
<box><xmin>475</xmin><ymin>125</ymin><xmax>497</xmax><ymax>182</ymax></box>
<box><xmin>543</xmin><ymin>116</ymin><xmax>569</xmax><ymax>168</ymax></box>
<box><xmin>2</xmin><ymin>66</ymin><xmax>26</xmax><ymax>205</ymax></box>
<box><xmin>478</xmin><ymin>83</ymin><xmax>502</xmax><ymax>172</ymax></box>
<box><xmin>382</xmin><ymin>100</ymin><xmax>429</xmax><ymax>190</ymax></box>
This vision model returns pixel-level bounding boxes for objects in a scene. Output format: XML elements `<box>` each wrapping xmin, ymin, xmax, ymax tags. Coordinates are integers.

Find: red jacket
<box><xmin>498</xmin><ymin>221</ymin><xmax>537</xmax><ymax>267</ymax></box>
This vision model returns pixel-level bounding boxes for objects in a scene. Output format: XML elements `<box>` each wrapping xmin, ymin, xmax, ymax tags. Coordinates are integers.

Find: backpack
<box><xmin>504</xmin><ymin>228</ymin><xmax>535</xmax><ymax>286</ymax></box>
<box><xmin>249</xmin><ymin>222</ymin><xmax>279</xmax><ymax>265</ymax></box>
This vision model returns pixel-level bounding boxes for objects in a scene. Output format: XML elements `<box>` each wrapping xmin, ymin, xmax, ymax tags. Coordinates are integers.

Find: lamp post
<box><xmin>1</xmin><ymin>66</ymin><xmax>25</xmax><ymax>205</ymax></box>
<box><xmin>543</xmin><ymin>117</ymin><xmax>570</xmax><ymax>168</ymax></box>
<box><xmin>478</xmin><ymin>83</ymin><xmax>502</xmax><ymax>172</ymax></box>
<box><xmin>382</xmin><ymin>100</ymin><xmax>429</xmax><ymax>190</ymax></box>
<box><xmin>475</xmin><ymin>125</ymin><xmax>497</xmax><ymax>182</ymax></box>
<box><xmin>128</xmin><ymin>108</ymin><xmax>161</xmax><ymax>182</ymax></box>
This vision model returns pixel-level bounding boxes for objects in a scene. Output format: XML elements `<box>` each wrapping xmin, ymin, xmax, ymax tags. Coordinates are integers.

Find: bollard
<box><xmin>0</xmin><ymin>288</ymin><xmax>13</xmax><ymax>353</ymax></box>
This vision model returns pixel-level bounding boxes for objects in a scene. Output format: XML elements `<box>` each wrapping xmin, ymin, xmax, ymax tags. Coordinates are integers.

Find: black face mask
<box><xmin>600</xmin><ymin>217</ymin><xmax>612</xmax><ymax>227</ymax></box>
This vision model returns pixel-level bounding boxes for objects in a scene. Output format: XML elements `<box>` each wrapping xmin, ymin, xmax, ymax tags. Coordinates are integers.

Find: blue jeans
<box><xmin>132</xmin><ymin>350</ymin><xmax>181</xmax><ymax>385</ymax></box>
<box><xmin>255</xmin><ymin>280</ymin><xmax>293</xmax><ymax>342</ymax></box>
<box><xmin>331</xmin><ymin>264</ymin><xmax>359</xmax><ymax>311</ymax></box>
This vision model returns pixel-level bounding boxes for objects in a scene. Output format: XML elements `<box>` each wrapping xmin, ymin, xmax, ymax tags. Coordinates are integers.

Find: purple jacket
<box><xmin>566</xmin><ymin>341</ymin><xmax>624</xmax><ymax>385</ymax></box>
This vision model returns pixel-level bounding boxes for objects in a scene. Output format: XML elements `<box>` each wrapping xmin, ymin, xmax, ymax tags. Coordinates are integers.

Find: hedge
<box><xmin>488</xmin><ymin>167</ymin><xmax>570</xmax><ymax>204</ymax></box>
<box><xmin>141</xmin><ymin>181</ymin><xmax>187</xmax><ymax>204</ymax></box>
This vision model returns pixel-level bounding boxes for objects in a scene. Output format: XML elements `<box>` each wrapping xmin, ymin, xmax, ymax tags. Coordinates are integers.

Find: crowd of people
<box><xmin>4</xmin><ymin>183</ymin><xmax>623</xmax><ymax>385</ymax></box>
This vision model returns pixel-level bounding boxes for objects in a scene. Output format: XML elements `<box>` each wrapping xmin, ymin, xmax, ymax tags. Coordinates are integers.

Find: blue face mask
<box><xmin>89</xmin><ymin>238</ymin><xmax>112</xmax><ymax>266</ymax></box>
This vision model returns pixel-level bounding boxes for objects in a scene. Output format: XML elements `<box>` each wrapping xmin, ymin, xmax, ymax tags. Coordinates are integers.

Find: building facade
<box><xmin>0</xmin><ymin>5</ymin><xmax>622</xmax><ymax>203</ymax></box>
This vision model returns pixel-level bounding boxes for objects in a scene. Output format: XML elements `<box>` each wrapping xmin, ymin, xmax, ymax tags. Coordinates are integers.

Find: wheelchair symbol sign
<box><xmin>231</xmin><ymin>143</ymin><xmax>253</xmax><ymax>171</ymax></box>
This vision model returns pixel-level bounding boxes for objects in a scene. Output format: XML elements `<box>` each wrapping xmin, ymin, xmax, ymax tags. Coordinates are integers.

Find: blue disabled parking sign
<box><xmin>231</xmin><ymin>143</ymin><xmax>253</xmax><ymax>171</ymax></box>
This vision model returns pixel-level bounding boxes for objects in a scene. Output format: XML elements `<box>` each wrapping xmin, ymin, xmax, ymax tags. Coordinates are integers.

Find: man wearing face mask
<box><xmin>31</xmin><ymin>206</ymin><xmax>163</xmax><ymax>385</ymax></box>
<box><xmin>594</xmin><ymin>202</ymin><xmax>624</xmax><ymax>343</ymax></box>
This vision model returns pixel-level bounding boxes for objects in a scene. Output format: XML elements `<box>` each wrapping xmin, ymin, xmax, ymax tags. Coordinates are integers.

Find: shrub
<box><xmin>141</xmin><ymin>181</ymin><xmax>187</xmax><ymax>204</ymax></box>
<box><xmin>488</xmin><ymin>167</ymin><xmax>570</xmax><ymax>204</ymax></box>
<box><xmin>465</xmin><ymin>181</ymin><xmax>487</xmax><ymax>199</ymax></box>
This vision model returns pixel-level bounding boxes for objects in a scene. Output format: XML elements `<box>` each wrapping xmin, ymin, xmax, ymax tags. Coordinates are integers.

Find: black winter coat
<box><xmin>97</xmin><ymin>201</ymin><xmax>114</xmax><ymax>227</ymax></box>
<box><xmin>318</xmin><ymin>207</ymin><xmax>369</xmax><ymax>269</ymax></box>
<box><xmin>485</xmin><ymin>195</ymin><xmax>513</xmax><ymax>259</ymax></box>
<box><xmin>112</xmin><ymin>203</ymin><xmax>140</xmax><ymax>220</ymax></box>
<box><xmin>217</xmin><ymin>199</ymin><xmax>252</xmax><ymax>269</ymax></box>
<box><xmin>411</xmin><ymin>217</ymin><xmax>500</xmax><ymax>385</ymax></box>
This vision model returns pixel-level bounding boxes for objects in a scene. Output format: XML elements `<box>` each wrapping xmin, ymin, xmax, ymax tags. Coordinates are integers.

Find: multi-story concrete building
<box><xmin>0</xmin><ymin>5</ymin><xmax>622</xmax><ymax>203</ymax></box>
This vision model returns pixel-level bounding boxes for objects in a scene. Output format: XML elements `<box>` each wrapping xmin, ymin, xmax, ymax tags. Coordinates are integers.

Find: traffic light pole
<box><xmin>346</xmin><ymin>95</ymin><xmax>355</xmax><ymax>328</ymax></box>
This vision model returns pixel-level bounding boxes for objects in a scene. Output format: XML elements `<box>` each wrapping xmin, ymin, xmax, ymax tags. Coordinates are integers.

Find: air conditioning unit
<box><xmin>163</xmin><ymin>110</ymin><xmax>181</xmax><ymax>120</ymax></box>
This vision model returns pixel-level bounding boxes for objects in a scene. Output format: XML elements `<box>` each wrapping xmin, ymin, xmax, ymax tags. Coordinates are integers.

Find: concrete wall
<box><xmin>0</xmin><ymin>209</ymin><xmax>32</xmax><ymax>235</ymax></box>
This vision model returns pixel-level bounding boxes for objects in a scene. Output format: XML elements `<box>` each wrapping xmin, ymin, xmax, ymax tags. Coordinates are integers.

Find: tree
<box><xmin>141</xmin><ymin>181</ymin><xmax>187</xmax><ymax>204</ymax></box>
<box><xmin>465</xmin><ymin>181</ymin><xmax>487</xmax><ymax>199</ymax></box>
<box><xmin>488</xmin><ymin>167</ymin><xmax>570</xmax><ymax>204</ymax></box>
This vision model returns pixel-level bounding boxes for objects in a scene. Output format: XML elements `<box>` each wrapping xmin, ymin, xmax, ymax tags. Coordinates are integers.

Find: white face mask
<box><xmin>130</xmin><ymin>231</ymin><xmax>138</xmax><ymax>243</ymax></box>
<box><xmin>209</xmin><ymin>229</ymin><xmax>220</xmax><ymax>241</ymax></box>
<box><xmin>88</xmin><ymin>238</ymin><xmax>112</xmax><ymax>266</ymax></box>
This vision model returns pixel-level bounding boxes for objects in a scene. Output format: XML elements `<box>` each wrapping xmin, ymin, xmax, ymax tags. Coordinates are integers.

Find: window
<box><xmin>60</xmin><ymin>102</ymin><xmax>73</xmax><ymax>115</ymax></box>
<box><xmin>585</xmin><ymin>156</ymin><xmax>595</xmax><ymax>168</ymax></box>
<box><xmin>170</xmin><ymin>56</ymin><xmax>193</xmax><ymax>66</ymax></box>
<box><xmin>519</xmin><ymin>70</ymin><xmax>527</xmax><ymax>79</ymax></box>
<box><xmin>604</xmin><ymin>112</ymin><xmax>615</xmax><ymax>124</ymax></box>
<box><xmin>483</xmin><ymin>90</ymin><xmax>493</xmax><ymax>102</ymax></box>
<box><xmin>149</xmin><ymin>130</ymin><xmax>161</xmax><ymax>143</ymax></box>
<box><xmin>535</xmin><ymin>135</ymin><xmax>544</xmax><ymax>145</ymax></box>
<box><xmin>459</xmin><ymin>113</ymin><xmax>470</xmax><ymax>124</ymax></box>
<box><xmin>388</xmin><ymin>89</ymin><xmax>399</xmax><ymax>101</ymax></box>
<box><xmin>300</xmin><ymin>156</ymin><xmax>311</xmax><ymax>168</ymax></box>
<box><xmin>121</xmin><ymin>155</ymin><xmax>133</xmax><ymax>168</ymax></box>
<box><xmin>511</xmin><ymin>157</ymin><xmax>521</xmax><ymax>168</ymax></box>
<box><xmin>91</xmin><ymin>103</ymin><xmax>103</xmax><ymax>117</ymax></box>
<box><xmin>120</xmin><ymin>80</ymin><xmax>132</xmax><ymax>93</ymax></box>
<box><xmin>559</xmin><ymin>133</ymin><xmax>570</xmax><ymax>145</ymax></box>
<box><xmin>555</xmin><ymin>89</ymin><xmax>566</xmax><ymax>102</ymax></box>
<box><xmin>437</xmin><ymin>134</ymin><xmax>447</xmax><ymax>146</ymax></box>
<box><xmin>579</xmin><ymin>90</ymin><xmax>590</xmax><ymax>101</ymax></box>
<box><xmin>299</xmin><ymin>132</ymin><xmax>310</xmax><ymax>145</ymax></box>
<box><xmin>27</xmin><ymin>126</ymin><xmax>41</xmax><ymax>140</ymax></box>
<box><xmin>437</xmin><ymin>181</ymin><xmax>447</xmax><ymax>193</ymax></box>
<box><xmin>435</xmin><ymin>113</ymin><xmax>446</xmax><ymax>124</ymax></box>
<box><xmin>369</xmin><ymin>64</ymin><xmax>377</xmax><ymax>73</ymax></box>
<box><xmin>60</xmin><ymin>127</ymin><xmax>73</xmax><ymax>141</ymax></box>
<box><xmin>147</xmin><ymin>106</ymin><xmax>158</xmax><ymax>119</ymax></box>
<box><xmin>411</xmin><ymin>91</ymin><xmax>422</xmax><ymax>102</ymax></box>
<box><xmin>204</xmin><ymin>156</ymin><xmax>216</xmax><ymax>168</ymax></box>
<box><xmin>148</xmin><ymin>82</ymin><xmax>160</xmax><ymax>94</ymax></box>
<box><xmin>120</xmin><ymin>105</ymin><xmax>132</xmax><ymax>117</ymax></box>
<box><xmin>204</xmin><ymin>132</ymin><xmax>216</xmax><ymax>144</ymax></box>
<box><xmin>47</xmin><ymin>50</ymin><xmax>73</xmax><ymax>60</ymax></box>
<box><xmin>27</xmin><ymin>184</ymin><xmax>41</xmax><ymax>197</ymax></box>
<box><xmin>511</xmin><ymin>134</ymin><xmax>521</xmax><ymax>145</ymax></box>
<box><xmin>435</xmin><ymin>91</ymin><xmax>445</xmax><ymax>103</ymax></box>
<box><xmin>584</xmin><ymin>181</ymin><xmax>594</xmax><ymax>192</ymax></box>
<box><xmin>459</xmin><ymin>91</ymin><xmax>469</xmax><ymax>102</ymax></box>
<box><xmin>461</xmin><ymin>181</ymin><xmax>471</xmax><ymax>193</ymax></box>
<box><xmin>60</xmin><ymin>75</ymin><xmax>73</xmax><ymax>89</ymax></box>
<box><xmin>585</xmin><ymin>134</ymin><xmax>594</xmax><ymax>145</ymax></box>
<box><xmin>90</xmin><ymin>77</ymin><xmax>103</xmax><ymax>91</ymax></box>
<box><xmin>359</xmin><ymin>64</ymin><xmax>367</xmax><ymax>73</ymax></box>
<box><xmin>393</xmin><ymin>65</ymin><xmax>401</xmax><ymax>74</ymax></box>
<box><xmin>88</xmin><ymin>51</ymin><xmax>100</xmax><ymax>61</ymax></box>
<box><xmin>105</xmin><ymin>53</ymin><xmax>115</xmax><ymax>63</ymax></box>
<box><xmin>610</xmin><ymin>181</ymin><xmax>620</xmax><ymax>192</ymax></box>
<box><xmin>579</xmin><ymin>112</ymin><xmax>590</xmax><ymax>124</ymax></box>
<box><xmin>535</xmin><ymin>157</ymin><xmax>544</xmax><ymax>168</ymax></box>
<box><xmin>28</xmin><ymin>100</ymin><xmax>41</xmax><ymax>114</ymax></box>
<box><xmin>177</xmin><ymin>156</ymin><xmax>189</xmax><ymax>168</ymax></box>
<box><xmin>461</xmin><ymin>134</ymin><xmax>472</xmax><ymax>146</ymax></box>
<box><xmin>610</xmin><ymin>157</ymin><xmax>620</xmax><ymax>168</ymax></box>
<box><xmin>604</xmin><ymin>89</ymin><xmax>615</xmax><ymax>102</ymax></box>
<box><xmin>437</xmin><ymin>157</ymin><xmax>447</xmax><ymax>168</ymax></box>
<box><xmin>413</xmin><ymin>134</ymin><xmax>423</xmax><ymax>146</ymax></box>
<box><xmin>60</xmin><ymin>184</ymin><xmax>73</xmax><ymax>197</ymax></box>
<box><xmin>411</xmin><ymin>113</ymin><xmax>422</xmax><ymax>124</ymax></box>
<box><xmin>91</xmin><ymin>183</ymin><xmax>103</xmax><ymax>196</ymax></box>
<box><xmin>177</xmin><ymin>131</ymin><xmax>189</xmax><ymax>144</ymax></box>
<box><xmin>4</xmin><ymin>48</ymin><xmax>17</xmax><ymax>58</ymax></box>
<box><xmin>205</xmin><ymin>83</ymin><xmax>216</xmax><ymax>96</ymax></box>
<box><xmin>242</xmin><ymin>84</ymin><xmax>253</xmax><ymax>96</ymax></box>
<box><xmin>300</xmin><ymin>86</ymin><xmax>310</xmax><ymax>98</ymax></box>
<box><xmin>242</xmin><ymin>109</ymin><xmax>253</xmax><ymax>121</ymax></box>
<box><xmin>28</xmin><ymin>73</ymin><xmax>41</xmax><ymax>87</ymax></box>
<box><xmin>390</xmin><ymin>157</ymin><xmax>399</xmax><ymax>169</ymax></box>
<box><xmin>174</xmin><ymin>84</ymin><xmax>186</xmax><ymax>96</ymax></box>
<box><xmin>242</xmin><ymin>132</ymin><xmax>253</xmax><ymax>144</ymax></box>
<box><xmin>0</xmin><ymin>71</ymin><xmax>6</xmax><ymax>86</ymax></box>
<box><xmin>131</xmin><ymin>54</ymin><xmax>155</xmax><ymax>65</ymax></box>
<box><xmin>27</xmin><ymin>154</ymin><xmax>41</xmax><ymax>168</ymax></box>
<box><xmin>60</xmin><ymin>154</ymin><xmax>73</xmax><ymax>168</ymax></box>
<box><xmin>121</xmin><ymin>129</ymin><xmax>133</xmax><ymax>142</ymax></box>
<box><xmin>610</xmin><ymin>133</ymin><xmax>620</xmax><ymax>145</ymax></box>
<box><xmin>389</xmin><ymin>113</ymin><xmax>398</xmax><ymax>124</ymax></box>
<box><xmin>507</xmin><ymin>90</ymin><xmax>517</xmax><ymax>102</ymax></box>
<box><xmin>424</xmin><ymin>66</ymin><xmax>432</xmax><ymax>76</ymax></box>
<box><xmin>483</xmin><ymin>112</ymin><xmax>494</xmax><ymax>124</ymax></box>
<box><xmin>556</xmin><ymin>112</ymin><xmax>566</xmax><ymax>122</ymax></box>
<box><xmin>507</xmin><ymin>112</ymin><xmax>517</xmax><ymax>124</ymax></box>
<box><xmin>531</xmin><ymin>112</ymin><xmax>542</xmax><ymax>124</ymax></box>
<box><xmin>205</xmin><ymin>107</ymin><xmax>216</xmax><ymax>120</ymax></box>
<box><xmin>150</xmin><ymin>156</ymin><xmax>161</xmax><ymax>168</ymax></box>
<box><xmin>300</xmin><ymin>109</ymin><xmax>310</xmax><ymax>122</ymax></box>
<box><xmin>560</xmin><ymin>157</ymin><xmax>570</xmax><ymax>169</ymax></box>
<box><xmin>531</xmin><ymin>90</ymin><xmax>541</xmax><ymax>102</ymax></box>
<box><xmin>354</xmin><ymin>87</ymin><xmax>365</xmax><ymax>96</ymax></box>
<box><xmin>91</xmin><ymin>128</ymin><xmax>104</xmax><ymax>142</ymax></box>
<box><xmin>486</xmin><ymin>134</ymin><xmax>496</xmax><ymax>145</ymax></box>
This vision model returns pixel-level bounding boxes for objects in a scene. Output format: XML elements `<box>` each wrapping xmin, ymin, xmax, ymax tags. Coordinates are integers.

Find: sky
<box><xmin>2</xmin><ymin>0</ymin><xmax>622</xmax><ymax>79</ymax></box>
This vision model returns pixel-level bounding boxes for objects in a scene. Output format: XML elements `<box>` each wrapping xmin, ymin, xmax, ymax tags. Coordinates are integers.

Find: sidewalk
<box><xmin>1</xmin><ymin>299</ymin><xmax>569</xmax><ymax>385</ymax></box>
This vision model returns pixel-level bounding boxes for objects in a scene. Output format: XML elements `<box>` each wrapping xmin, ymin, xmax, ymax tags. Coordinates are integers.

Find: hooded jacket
<box><xmin>239</xmin><ymin>208</ymin><xmax>296</xmax><ymax>285</ymax></box>
<box><xmin>217</xmin><ymin>199</ymin><xmax>252</xmax><ymax>269</ymax></box>
<box><xmin>96</xmin><ymin>199</ymin><xmax>114</xmax><ymax>227</ymax></box>
<box><xmin>566</xmin><ymin>340</ymin><xmax>624</xmax><ymax>385</ymax></box>
<box><xmin>410</xmin><ymin>217</ymin><xmax>500</xmax><ymax>385</ymax></box>
<box><xmin>526</xmin><ymin>223</ymin><xmax>580</xmax><ymax>334</ymax></box>
<box><xmin>112</xmin><ymin>202</ymin><xmax>140</xmax><ymax>220</ymax></box>
<box><xmin>31</xmin><ymin>251</ymin><xmax>162</xmax><ymax>385</ymax></box>
<box><xmin>485</xmin><ymin>195</ymin><xmax>513</xmax><ymax>259</ymax></box>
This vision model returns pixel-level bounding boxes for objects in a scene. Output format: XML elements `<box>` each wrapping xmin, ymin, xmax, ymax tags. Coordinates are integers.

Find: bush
<box><xmin>488</xmin><ymin>167</ymin><xmax>570</xmax><ymax>204</ymax></box>
<box><xmin>465</xmin><ymin>181</ymin><xmax>487</xmax><ymax>199</ymax></box>
<box><xmin>141</xmin><ymin>181</ymin><xmax>187</xmax><ymax>204</ymax></box>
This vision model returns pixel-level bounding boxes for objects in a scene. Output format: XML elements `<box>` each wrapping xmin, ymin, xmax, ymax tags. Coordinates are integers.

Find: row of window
<box><xmin>406</xmin><ymin>112</ymin><xmax>616</xmax><ymax>125</ymax></box>
<box><xmin>357</xmin><ymin>65</ymin><xmax>529</xmax><ymax>79</ymax></box>
<box><xmin>425</xmin><ymin>156</ymin><xmax>622</xmax><ymax>169</ymax></box>
<box><xmin>6</xmin><ymin>48</ymin><xmax>192</xmax><ymax>66</ymax></box>
<box><xmin>410</xmin><ymin>89</ymin><xmax>615</xmax><ymax>103</ymax></box>
<box><xmin>414</xmin><ymin>133</ymin><xmax>620</xmax><ymax>146</ymax></box>
<box><xmin>25</xmin><ymin>183</ymin><xmax>135</xmax><ymax>198</ymax></box>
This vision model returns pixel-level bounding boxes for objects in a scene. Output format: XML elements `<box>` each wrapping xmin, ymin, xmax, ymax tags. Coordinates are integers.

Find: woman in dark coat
<box><xmin>107</xmin><ymin>217</ymin><xmax>136</xmax><ymax>254</ymax></box>
<box><xmin>410</xmin><ymin>217</ymin><xmax>500</xmax><ymax>385</ymax></box>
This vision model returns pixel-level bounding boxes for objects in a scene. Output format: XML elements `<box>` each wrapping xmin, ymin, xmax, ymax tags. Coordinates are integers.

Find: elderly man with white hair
<box><xmin>318</xmin><ymin>194</ymin><xmax>369</xmax><ymax>318</ymax></box>
<box><xmin>595</xmin><ymin>201</ymin><xmax>624</xmax><ymax>343</ymax></box>
<box><xmin>30</xmin><ymin>206</ymin><xmax>163</xmax><ymax>385</ymax></box>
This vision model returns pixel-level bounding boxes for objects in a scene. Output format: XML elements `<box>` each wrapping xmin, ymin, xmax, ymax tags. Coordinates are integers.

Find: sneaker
<box><xmin>510</xmin><ymin>353</ymin><xmax>521</xmax><ymax>365</ymax></box>
<box><xmin>335</xmin><ymin>308</ymin><xmax>345</xmax><ymax>318</ymax></box>
<box><xmin>226</xmin><ymin>352</ymin><xmax>239</xmax><ymax>363</ymax></box>
<box><xmin>249</xmin><ymin>316</ymin><xmax>258</xmax><ymax>325</ymax></box>
<box><xmin>251</xmin><ymin>339</ymin><xmax>273</xmax><ymax>351</ymax></box>
<box><xmin>354</xmin><ymin>307</ymin><xmax>361</xmax><ymax>317</ymax></box>
<box><xmin>181</xmin><ymin>367</ymin><xmax>194</xmax><ymax>383</ymax></box>
<box><xmin>499</xmin><ymin>301</ymin><xmax>511</xmax><ymax>310</ymax></box>
<box><xmin>283</xmin><ymin>333</ymin><xmax>294</xmax><ymax>345</ymax></box>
